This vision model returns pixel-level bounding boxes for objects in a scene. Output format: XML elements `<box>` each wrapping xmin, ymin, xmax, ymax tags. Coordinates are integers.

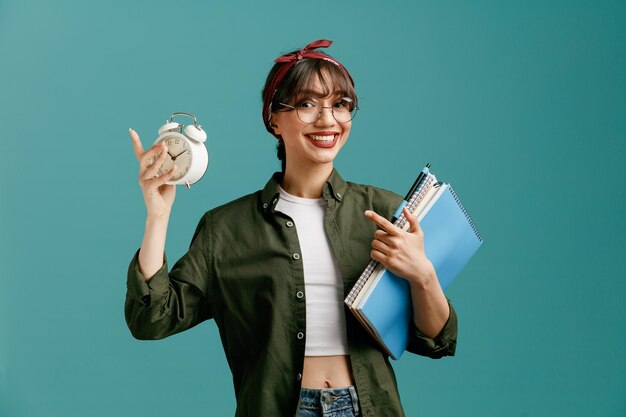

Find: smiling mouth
<box><xmin>307</xmin><ymin>134</ymin><xmax>337</xmax><ymax>142</ymax></box>
<box><xmin>305</xmin><ymin>133</ymin><xmax>339</xmax><ymax>148</ymax></box>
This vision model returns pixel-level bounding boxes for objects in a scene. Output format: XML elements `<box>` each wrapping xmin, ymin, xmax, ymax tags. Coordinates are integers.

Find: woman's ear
<box><xmin>270</xmin><ymin>114</ymin><xmax>281</xmax><ymax>136</ymax></box>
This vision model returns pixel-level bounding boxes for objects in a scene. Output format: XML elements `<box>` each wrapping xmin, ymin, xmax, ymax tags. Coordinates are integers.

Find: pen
<box><xmin>391</xmin><ymin>163</ymin><xmax>431</xmax><ymax>223</ymax></box>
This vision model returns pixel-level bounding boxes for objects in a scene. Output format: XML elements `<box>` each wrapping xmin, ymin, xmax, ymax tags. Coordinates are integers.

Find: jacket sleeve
<box><xmin>124</xmin><ymin>212</ymin><xmax>214</xmax><ymax>340</ymax></box>
<box><xmin>405</xmin><ymin>298</ymin><xmax>457</xmax><ymax>358</ymax></box>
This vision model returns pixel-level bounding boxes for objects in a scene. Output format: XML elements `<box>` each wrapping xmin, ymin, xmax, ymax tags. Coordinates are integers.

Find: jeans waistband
<box><xmin>299</xmin><ymin>385</ymin><xmax>360</xmax><ymax>415</ymax></box>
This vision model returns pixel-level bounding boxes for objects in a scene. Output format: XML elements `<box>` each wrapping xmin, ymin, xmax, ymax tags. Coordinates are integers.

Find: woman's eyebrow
<box><xmin>296</xmin><ymin>89</ymin><xmax>343</xmax><ymax>98</ymax></box>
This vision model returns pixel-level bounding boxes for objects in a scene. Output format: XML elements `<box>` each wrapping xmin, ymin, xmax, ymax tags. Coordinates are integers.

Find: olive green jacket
<box><xmin>125</xmin><ymin>169</ymin><xmax>457</xmax><ymax>417</ymax></box>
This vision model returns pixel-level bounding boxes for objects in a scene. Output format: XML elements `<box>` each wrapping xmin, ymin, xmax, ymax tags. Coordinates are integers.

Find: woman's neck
<box><xmin>281</xmin><ymin>163</ymin><xmax>334</xmax><ymax>199</ymax></box>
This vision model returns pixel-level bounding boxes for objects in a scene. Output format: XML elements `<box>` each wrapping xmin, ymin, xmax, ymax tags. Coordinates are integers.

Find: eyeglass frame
<box><xmin>276</xmin><ymin>97</ymin><xmax>359</xmax><ymax>124</ymax></box>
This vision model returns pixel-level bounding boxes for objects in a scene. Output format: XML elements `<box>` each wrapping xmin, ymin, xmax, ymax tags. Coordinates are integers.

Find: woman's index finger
<box><xmin>129</xmin><ymin>128</ymin><xmax>144</xmax><ymax>160</ymax></box>
<box><xmin>364</xmin><ymin>210</ymin><xmax>399</xmax><ymax>235</ymax></box>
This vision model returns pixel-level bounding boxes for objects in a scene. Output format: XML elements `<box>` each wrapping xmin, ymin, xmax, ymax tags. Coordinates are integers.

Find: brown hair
<box><xmin>261</xmin><ymin>56</ymin><xmax>358</xmax><ymax>172</ymax></box>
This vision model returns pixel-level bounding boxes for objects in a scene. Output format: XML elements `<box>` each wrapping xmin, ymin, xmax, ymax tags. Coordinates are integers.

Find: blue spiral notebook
<box><xmin>345</xmin><ymin>166</ymin><xmax>482</xmax><ymax>359</ymax></box>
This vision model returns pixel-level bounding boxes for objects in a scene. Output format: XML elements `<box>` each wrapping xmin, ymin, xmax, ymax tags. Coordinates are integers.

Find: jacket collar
<box><xmin>260</xmin><ymin>168</ymin><xmax>347</xmax><ymax>212</ymax></box>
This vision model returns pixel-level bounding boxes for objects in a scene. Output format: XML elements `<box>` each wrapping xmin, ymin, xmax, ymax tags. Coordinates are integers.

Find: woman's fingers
<box><xmin>374</xmin><ymin>229</ymin><xmax>395</xmax><ymax>247</ymax></box>
<box><xmin>138</xmin><ymin>144</ymin><xmax>168</xmax><ymax>181</ymax></box>
<box><xmin>143</xmin><ymin>145</ymin><xmax>169</xmax><ymax>180</ymax></box>
<box><xmin>403</xmin><ymin>207</ymin><xmax>423</xmax><ymax>236</ymax></box>
<box><xmin>162</xmin><ymin>165</ymin><xmax>177</xmax><ymax>182</ymax></box>
<box><xmin>130</xmin><ymin>129</ymin><xmax>178</xmax><ymax>217</ymax></box>
<box><xmin>140</xmin><ymin>142</ymin><xmax>166</xmax><ymax>169</ymax></box>
<box><xmin>130</xmin><ymin>129</ymin><xmax>168</xmax><ymax>176</ymax></box>
<box><xmin>149</xmin><ymin>165</ymin><xmax>177</xmax><ymax>187</ymax></box>
<box><xmin>364</xmin><ymin>210</ymin><xmax>400</xmax><ymax>235</ymax></box>
<box><xmin>129</xmin><ymin>128</ymin><xmax>144</xmax><ymax>160</ymax></box>
<box><xmin>371</xmin><ymin>239</ymin><xmax>390</xmax><ymax>256</ymax></box>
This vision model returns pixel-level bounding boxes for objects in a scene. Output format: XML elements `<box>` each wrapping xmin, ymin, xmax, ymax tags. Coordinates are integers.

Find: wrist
<box><xmin>407</xmin><ymin>263</ymin><xmax>438</xmax><ymax>289</ymax></box>
<box><xmin>146</xmin><ymin>213</ymin><xmax>170</xmax><ymax>227</ymax></box>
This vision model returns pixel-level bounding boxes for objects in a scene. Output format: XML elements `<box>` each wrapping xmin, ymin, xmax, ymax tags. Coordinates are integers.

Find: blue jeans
<box><xmin>298</xmin><ymin>386</ymin><xmax>361</xmax><ymax>417</ymax></box>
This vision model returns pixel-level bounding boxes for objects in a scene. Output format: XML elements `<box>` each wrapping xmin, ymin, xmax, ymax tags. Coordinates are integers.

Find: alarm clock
<box><xmin>152</xmin><ymin>112</ymin><xmax>208</xmax><ymax>189</ymax></box>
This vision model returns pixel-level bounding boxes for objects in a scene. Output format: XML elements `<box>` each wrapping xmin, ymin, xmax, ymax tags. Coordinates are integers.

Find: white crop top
<box><xmin>275</xmin><ymin>185</ymin><xmax>349</xmax><ymax>356</ymax></box>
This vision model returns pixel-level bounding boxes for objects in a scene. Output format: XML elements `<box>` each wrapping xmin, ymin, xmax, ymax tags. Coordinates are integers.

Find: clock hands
<box><xmin>164</xmin><ymin>149</ymin><xmax>186</xmax><ymax>162</ymax></box>
<box><xmin>167</xmin><ymin>145</ymin><xmax>187</xmax><ymax>161</ymax></box>
<box><xmin>170</xmin><ymin>150</ymin><xmax>187</xmax><ymax>161</ymax></box>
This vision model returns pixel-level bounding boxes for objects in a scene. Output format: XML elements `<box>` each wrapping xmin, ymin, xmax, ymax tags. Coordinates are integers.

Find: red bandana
<box><xmin>262</xmin><ymin>39</ymin><xmax>354</xmax><ymax>137</ymax></box>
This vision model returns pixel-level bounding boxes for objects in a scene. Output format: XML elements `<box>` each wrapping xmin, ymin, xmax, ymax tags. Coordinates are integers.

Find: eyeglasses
<box><xmin>278</xmin><ymin>97</ymin><xmax>358</xmax><ymax>124</ymax></box>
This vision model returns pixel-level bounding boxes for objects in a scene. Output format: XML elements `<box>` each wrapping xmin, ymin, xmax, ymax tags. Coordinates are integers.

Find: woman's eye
<box><xmin>334</xmin><ymin>99</ymin><xmax>352</xmax><ymax>109</ymax></box>
<box><xmin>296</xmin><ymin>101</ymin><xmax>316</xmax><ymax>109</ymax></box>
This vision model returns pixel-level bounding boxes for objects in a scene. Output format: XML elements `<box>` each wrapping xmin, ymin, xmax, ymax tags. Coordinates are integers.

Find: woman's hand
<box><xmin>365</xmin><ymin>207</ymin><xmax>450</xmax><ymax>338</ymax></box>
<box><xmin>364</xmin><ymin>207</ymin><xmax>437</xmax><ymax>287</ymax></box>
<box><xmin>130</xmin><ymin>128</ymin><xmax>177</xmax><ymax>220</ymax></box>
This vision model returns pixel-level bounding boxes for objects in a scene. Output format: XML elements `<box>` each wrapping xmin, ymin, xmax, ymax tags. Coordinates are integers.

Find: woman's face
<box><xmin>271</xmin><ymin>73</ymin><xmax>352</xmax><ymax>172</ymax></box>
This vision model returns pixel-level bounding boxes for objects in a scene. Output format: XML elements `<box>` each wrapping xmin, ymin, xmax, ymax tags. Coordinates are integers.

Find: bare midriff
<box><xmin>301</xmin><ymin>355</ymin><xmax>355</xmax><ymax>389</ymax></box>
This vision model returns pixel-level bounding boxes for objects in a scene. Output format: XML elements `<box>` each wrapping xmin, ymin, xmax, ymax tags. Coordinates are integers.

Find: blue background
<box><xmin>1</xmin><ymin>1</ymin><xmax>625</xmax><ymax>416</ymax></box>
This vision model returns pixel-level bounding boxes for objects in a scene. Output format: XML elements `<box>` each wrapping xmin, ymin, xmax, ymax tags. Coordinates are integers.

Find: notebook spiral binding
<box><xmin>448</xmin><ymin>185</ymin><xmax>483</xmax><ymax>242</ymax></box>
<box><xmin>345</xmin><ymin>258</ymin><xmax>380</xmax><ymax>305</ymax></box>
<box><xmin>397</xmin><ymin>175</ymin><xmax>436</xmax><ymax>230</ymax></box>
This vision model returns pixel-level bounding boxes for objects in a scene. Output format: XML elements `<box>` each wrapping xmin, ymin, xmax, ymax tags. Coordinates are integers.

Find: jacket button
<box><xmin>336</xmin><ymin>193</ymin><xmax>342</xmax><ymax>199</ymax></box>
<box><xmin>296</xmin><ymin>291</ymin><xmax>304</xmax><ymax>299</ymax></box>
<box><xmin>293</xmin><ymin>253</ymin><xmax>300</xmax><ymax>260</ymax></box>
<box><xmin>296</xmin><ymin>373</ymin><xmax>302</xmax><ymax>381</ymax></box>
<box><xmin>262</xmin><ymin>203</ymin><xmax>268</xmax><ymax>209</ymax></box>
<box><xmin>297</xmin><ymin>332</ymin><xmax>304</xmax><ymax>340</ymax></box>
<box><xmin>286</xmin><ymin>221</ymin><xmax>294</xmax><ymax>227</ymax></box>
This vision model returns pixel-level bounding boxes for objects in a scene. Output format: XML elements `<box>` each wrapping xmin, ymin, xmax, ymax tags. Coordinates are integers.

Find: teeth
<box><xmin>309</xmin><ymin>134</ymin><xmax>335</xmax><ymax>141</ymax></box>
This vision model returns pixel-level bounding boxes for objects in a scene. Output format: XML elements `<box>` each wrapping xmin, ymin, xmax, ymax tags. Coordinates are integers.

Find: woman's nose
<box><xmin>316</xmin><ymin>106</ymin><xmax>336</xmax><ymax>125</ymax></box>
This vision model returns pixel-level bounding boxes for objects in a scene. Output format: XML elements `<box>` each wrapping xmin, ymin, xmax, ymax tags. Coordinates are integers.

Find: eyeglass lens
<box><xmin>295</xmin><ymin>98</ymin><xmax>357</xmax><ymax>124</ymax></box>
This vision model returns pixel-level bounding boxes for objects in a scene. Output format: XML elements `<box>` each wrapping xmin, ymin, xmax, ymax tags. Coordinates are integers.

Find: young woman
<box><xmin>126</xmin><ymin>39</ymin><xmax>457</xmax><ymax>417</ymax></box>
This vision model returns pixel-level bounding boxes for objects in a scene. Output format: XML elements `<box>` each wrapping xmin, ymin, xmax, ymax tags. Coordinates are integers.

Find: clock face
<box><xmin>157</xmin><ymin>135</ymin><xmax>192</xmax><ymax>181</ymax></box>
